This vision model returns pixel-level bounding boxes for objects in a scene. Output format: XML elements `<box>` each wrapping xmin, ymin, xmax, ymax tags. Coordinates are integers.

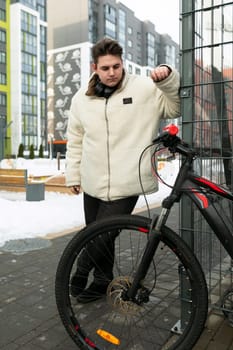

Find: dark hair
<box><xmin>91</xmin><ymin>38</ymin><xmax>123</xmax><ymax>64</ymax></box>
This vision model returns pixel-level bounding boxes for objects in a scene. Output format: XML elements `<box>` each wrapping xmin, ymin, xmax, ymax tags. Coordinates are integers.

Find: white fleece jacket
<box><xmin>66</xmin><ymin>68</ymin><xmax>180</xmax><ymax>200</ymax></box>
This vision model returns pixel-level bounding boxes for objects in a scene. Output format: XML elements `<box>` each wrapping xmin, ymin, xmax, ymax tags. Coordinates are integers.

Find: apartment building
<box><xmin>10</xmin><ymin>0</ymin><xmax>47</xmax><ymax>156</ymax></box>
<box><xmin>0</xmin><ymin>0</ymin><xmax>47</xmax><ymax>159</ymax></box>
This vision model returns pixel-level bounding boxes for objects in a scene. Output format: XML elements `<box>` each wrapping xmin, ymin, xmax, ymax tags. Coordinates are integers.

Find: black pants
<box><xmin>84</xmin><ymin>193</ymin><xmax>138</xmax><ymax>224</ymax></box>
<box><xmin>75</xmin><ymin>193</ymin><xmax>138</xmax><ymax>285</ymax></box>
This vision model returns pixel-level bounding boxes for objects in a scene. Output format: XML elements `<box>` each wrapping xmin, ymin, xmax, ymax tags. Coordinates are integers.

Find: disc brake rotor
<box><xmin>106</xmin><ymin>276</ymin><xmax>144</xmax><ymax>315</ymax></box>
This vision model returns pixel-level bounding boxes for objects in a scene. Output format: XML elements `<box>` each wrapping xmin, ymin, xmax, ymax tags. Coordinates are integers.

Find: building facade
<box><xmin>10</xmin><ymin>0</ymin><xmax>47</xmax><ymax>156</ymax></box>
<box><xmin>47</xmin><ymin>42</ymin><xmax>91</xmax><ymax>142</ymax></box>
<box><xmin>47</xmin><ymin>0</ymin><xmax>179</xmax><ymax>145</ymax></box>
<box><xmin>0</xmin><ymin>0</ymin><xmax>10</xmax><ymax>159</ymax></box>
<box><xmin>47</xmin><ymin>0</ymin><xmax>179</xmax><ymax>69</ymax></box>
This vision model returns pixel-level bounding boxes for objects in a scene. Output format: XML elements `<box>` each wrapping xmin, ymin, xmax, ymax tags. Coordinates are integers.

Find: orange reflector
<box><xmin>97</xmin><ymin>329</ymin><xmax>120</xmax><ymax>345</ymax></box>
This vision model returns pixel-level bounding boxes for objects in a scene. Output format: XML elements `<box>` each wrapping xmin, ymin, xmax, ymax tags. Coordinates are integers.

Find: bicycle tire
<box><xmin>55</xmin><ymin>214</ymin><xmax>208</xmax><ymax>350</ymax></box>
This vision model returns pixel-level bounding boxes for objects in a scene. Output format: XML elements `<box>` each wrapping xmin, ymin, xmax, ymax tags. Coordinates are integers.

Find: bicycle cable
<box><xmin>138</xmin><ymin>142</ymin><xmax>154</xmax><ymax>219</ymax></box>
<box><xmin>151</xmin><ymin>144</ymin><xmax>175</xmax><ymax>189</ymax></box>
<box><xmin>138</xmin><ymin>142</ymin><xmax>175</xmax><ymax>219</ymax></box>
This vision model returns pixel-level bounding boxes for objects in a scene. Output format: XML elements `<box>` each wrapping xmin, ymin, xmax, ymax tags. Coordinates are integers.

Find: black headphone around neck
<box><xmin>95</xmin><ymin>80</ymin><xmax>117</xmax><ymax>98</ymax></box>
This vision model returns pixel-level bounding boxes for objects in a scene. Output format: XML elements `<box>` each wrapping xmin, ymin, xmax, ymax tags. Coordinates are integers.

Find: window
<box><xmin>127</xmin><ymin>52</ymin><xmax>132</xmax><ymax>61</ymax></box>
<box><xmin>22</xmin><ymin>52</ymin><xmax>37</xmax><ymax>74</ymax></box>
<box><xmin>0</xmin><ymin>29</ymin><xmax>6</xmax><ymax>43</ymax></box>
<box><xmin>128</xmin><ymin>39</ymin><xmax>132</xmax><ymax>48</ymax></box>
<box><xmin>105</xmin><ymin>19</ymin><xmax>116</xmax><ymax>39</ymax></box>
<box><xmin>40</xmin><ymin>42</ymin><xmax>46</xmax><ymax>61</ymax></box>
<box><xmin>0</xmin><ymin>51</ymin><xmax>6</xmax><ymax>64</ymax></box>
<box><xmin>22</xmin><ymin>94</ymin><xmax>37</xmax><ymax>114</ymax></box>
<box><xmin>128</xmin><ymin>26</ymin><xmax>133</xmax><ymax>35</ymax></box>
<box><xmin>37</xmin><ymin>4</ymin><xmax>46</xmax><ymax>21</ymax></box>
<box><xmin>20</xmin><ymin>0</ymin><xmax>36</xmax><ymax>9</ymax></box>
<box><xmin>137</xmin><ymin>32</ymin><xmax>141</xmax><ymax>40</ymax></box>
<box><xmin>104</xmin><ymin>4</ymin><xmax>117</xmax><ymax>39</ymax></box>
<box><xmin>0</xmin><ymin>92</ymin><xmax>6</xmax><ymax>106</ymax></box>
<box><xmin>40</xmin><ymin>61</ymin><xmax>46</xmax><ymax>81</ymax></box>
<box><xmin>118</xmin><ymin>9</ymin><xmax>126</xmax><ymax>55</ymax></box>
<box><xmin>22</xmin><ymin>73</ymin><xmax>37</xmax><ymax>94</ymax></box>
<box><xmin>128</xmin><ymin>64</ymin><xmax>133</xmax><ymax>74</ymax></box>
<box><xmin>0</xmin><ymin>0</ymin><xmax>6</xmax><ymax>21</ymax></box>
<box><xmin>146</xmin><ymin>33</ymin><xmax>156</xmax><ymax>67</ymax></box>
<box><xmin>22</xmin><ymin>114</ymin><xmax>37</xmax><ymax>137</ymax></box>
<box><xmin>21</xmin><ymin>32</ymin><xmax>37</xmax><ymax>54</ymax></box>
<box><xmin>165</xmin><ymin>44</ymin><xmax>176</xmax><ymax>66</ymax></box>
<box><xmin>104</xmin><ymin>4</ymin><xmax>116</xmax><ymax>23</ymax></box>
<box><xmin>0</xmin><ymin>72</ymin><xmax>6</xmax><ymax>84</ymax></box>
<box><xmin>0</xmin><ymin>8</ymin><xmax>6</xmax><ymax>21</ymax></box>
<box><xmin>21</xmin><ymin>10</ymin><xmax>37</xmax><ymax>35</ymax></box>
<box><xmin>40</xmin><ymin>25</ymin><xmax>46</xmax><ymax>44</ymax></box>
<box><xmin>37</xmin><ymin>0</ymin><xmax>46</xmax><ymax>5</ymax></box>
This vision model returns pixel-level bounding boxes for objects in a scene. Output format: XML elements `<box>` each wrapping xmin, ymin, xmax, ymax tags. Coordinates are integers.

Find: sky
<box><xmin>118</xmin><ymin>0</ymin><xmax>180</xmax><ymax>43</ymax></box>
<box><xmin>0</xmin><ymin>159</ymin><xmax>178</xmax><ymax>248</ymax></box>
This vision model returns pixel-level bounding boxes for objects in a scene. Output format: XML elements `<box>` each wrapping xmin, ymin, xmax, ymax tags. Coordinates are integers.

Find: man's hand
<box><xmin>151</xmin><ymin>65</ymin><xmax>171</xmax><ymax>83</ymax></box>
<box><xmin>69</xmin><ymin>185</ymin><xmax>81</xmax><ymax>195</ymax></box>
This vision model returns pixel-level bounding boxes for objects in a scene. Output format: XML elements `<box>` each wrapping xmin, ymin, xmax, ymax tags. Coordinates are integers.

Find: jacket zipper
<box><xmin>105</xmin><ymin>99</ymin><xmax>111</xmax><ymax>200</ymax></box>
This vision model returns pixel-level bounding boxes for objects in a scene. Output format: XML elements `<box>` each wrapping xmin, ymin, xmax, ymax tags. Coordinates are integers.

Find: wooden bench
<box><xmin>0</xmin><ymin>168</ymin><xmax>45</xmax><ymax>201</ymax></box>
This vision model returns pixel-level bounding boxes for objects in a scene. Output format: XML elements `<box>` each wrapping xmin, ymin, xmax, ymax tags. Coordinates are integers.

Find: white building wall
<box><xmin>10</xmin><ymin>3</ymin><xmax>21</xmax><ymax>155</ymax></box>
<box><xmin>10</xmin><ymin>3</ymin><xmax>44</xmax><ymax>155</ymax></box>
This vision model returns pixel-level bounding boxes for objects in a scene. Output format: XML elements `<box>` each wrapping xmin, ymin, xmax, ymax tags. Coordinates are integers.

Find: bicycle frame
<box><xmin>162</xmin><ymin>155</ymin><xmax>233</xmax><ymax>258</ymax></box>
<box><xmin>184</xmin><ymin>174</ymin><xmax>233</xmax><ymax>257</ymax></box>
<box><xmin>127</xmin><ymin>152</ymin><xmax>233</xmax><ymax>301</ymax></box>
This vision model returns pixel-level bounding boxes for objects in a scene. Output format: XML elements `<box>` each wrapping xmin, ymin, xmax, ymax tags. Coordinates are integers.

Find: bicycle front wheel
<box><xmin>55</xmin><ymin>214</ymin><xmax>208</xmax><ymax>350</ymax></box>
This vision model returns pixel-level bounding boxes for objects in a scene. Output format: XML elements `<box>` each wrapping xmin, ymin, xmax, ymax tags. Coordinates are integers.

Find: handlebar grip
<box><xmin>152</xmin><ymin>125</ymin><xmax>196</xmax><ymax>158</ymax></box>
<box><xmin>153</xmin><ymin>124</ymin><xmax>179</xmax><ymax>144</ymax></box>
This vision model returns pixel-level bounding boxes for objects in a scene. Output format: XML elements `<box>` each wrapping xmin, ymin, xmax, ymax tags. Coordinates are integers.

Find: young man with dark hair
<box><xmin>66</xmin><ymin>37</ymin><xmax>180</xmax><ymax>303</ymax></box>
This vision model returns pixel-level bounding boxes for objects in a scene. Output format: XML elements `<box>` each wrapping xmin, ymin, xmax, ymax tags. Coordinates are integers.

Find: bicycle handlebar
<box><xmin>153</xmin><ymin>124</ymin><xmax>197</xmax><ymax>158</ymax></box>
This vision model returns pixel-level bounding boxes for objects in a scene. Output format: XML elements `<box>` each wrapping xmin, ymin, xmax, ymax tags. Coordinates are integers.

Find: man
<box><xmin>66</xmin><ymin>37</ymin><xmax>180</xmax><ymax>303</ymax></box>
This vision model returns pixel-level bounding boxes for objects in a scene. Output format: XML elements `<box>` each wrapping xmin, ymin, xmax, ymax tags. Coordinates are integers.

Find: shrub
<box><xmin>17</xmin><ymin>143</ymin><xmax>24</xmax><ymax>158</ymax></box>
<box><xmin>39</xmin><ymin>144</ymin><xmax>44</xmax><ymax>158</ymax></box>
<box><xmin>29</xmin><ymin>144</ymin><xmax>35</xmax><ymax>159</ymax></box>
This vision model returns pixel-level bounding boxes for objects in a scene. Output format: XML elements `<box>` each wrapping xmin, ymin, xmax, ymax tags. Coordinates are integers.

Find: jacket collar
<box><xmin>85</xmin><ymin>70</ymin><xmax>128</xmax><ymax>97</ymax></box>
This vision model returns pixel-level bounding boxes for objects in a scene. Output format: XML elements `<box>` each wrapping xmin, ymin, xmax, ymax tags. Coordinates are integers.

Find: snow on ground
<box><xmin>0</xmin><ymin>159</ymin><xmax>179</xmax><ymax>247</ymax></box>
<box><xmin>0</xmin><ymin>157</ymin><xmax>66</xmax><ymax>176</ymax></box>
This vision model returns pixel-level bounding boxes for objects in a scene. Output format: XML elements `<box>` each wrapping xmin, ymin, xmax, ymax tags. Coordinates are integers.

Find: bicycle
<box><xmin>55</xmin><ymin>124</ymin><xmax>233</xmax><ymax>350</ymax></box>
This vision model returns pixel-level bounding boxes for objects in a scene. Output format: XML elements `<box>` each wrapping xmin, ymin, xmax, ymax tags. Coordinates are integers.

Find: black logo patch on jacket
<box><xmin>123</xmin><ymin>97</ymin><xmax>133</xmax><ymax>104</ymax></box>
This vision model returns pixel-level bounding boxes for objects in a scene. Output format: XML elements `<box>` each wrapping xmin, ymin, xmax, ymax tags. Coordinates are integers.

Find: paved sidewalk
<box><xmin>0</xmin><ymin>206</ymin><xmax>233</xmax><ymax>349</ymax></box>
<box><xmin>0</xmin><ymin>232</ymin><xmax>78</xmax><ymax>350</ymax></box>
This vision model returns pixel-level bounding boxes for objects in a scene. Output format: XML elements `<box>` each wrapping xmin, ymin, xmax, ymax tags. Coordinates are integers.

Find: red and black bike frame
<box><xmin>162</xmin><ymin>155</ymin><xmax>233</xmax><ymax>259</ymax></box>
<box><xmin>127</xmin><ymin>127</ymin><xmax>233</xmax><ymax>301</ymax></box>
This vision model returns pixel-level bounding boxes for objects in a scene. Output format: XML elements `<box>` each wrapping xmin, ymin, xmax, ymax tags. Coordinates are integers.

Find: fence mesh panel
<box><xmin>180</xmin><ymin>0</ymin><xmax>233</xmax><ymax>316</ymax></box>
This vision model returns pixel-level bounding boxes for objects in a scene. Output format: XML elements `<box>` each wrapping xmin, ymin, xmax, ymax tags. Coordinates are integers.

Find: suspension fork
<box><xmin>126</xmin><ymin>207</ymin><xmax>170</xmax><ymax>300</ymax></box>
<box><xmin>126</xmin><ymin>158</ymin><xmax>188</xmax><ymax>300</ymax></box>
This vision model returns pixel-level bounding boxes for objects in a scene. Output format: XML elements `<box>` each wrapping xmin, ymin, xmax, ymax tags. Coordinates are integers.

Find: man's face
<box><xmin>92</xmin><ymin>55</ymin><xmax>123</xmax><ymax>87</ymax></box>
